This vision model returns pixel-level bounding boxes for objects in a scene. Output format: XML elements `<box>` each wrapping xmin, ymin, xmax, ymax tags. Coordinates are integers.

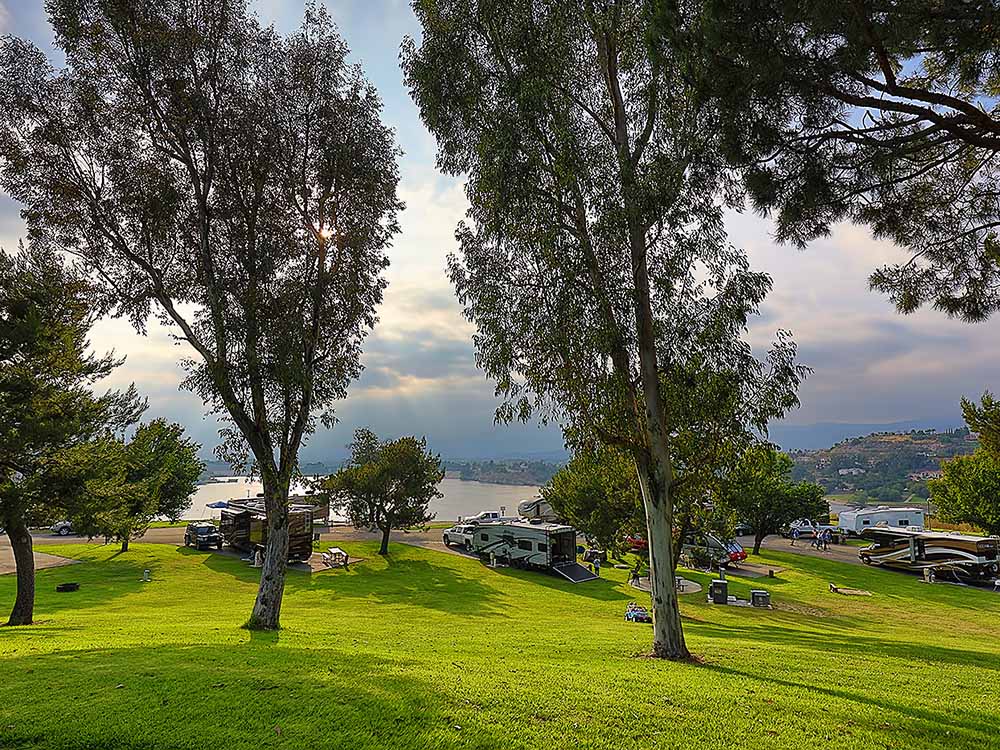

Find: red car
<box><xmin>624</xmin><ymin>535</ymin><xmax>648</xmax><ymax>552</ymax></box>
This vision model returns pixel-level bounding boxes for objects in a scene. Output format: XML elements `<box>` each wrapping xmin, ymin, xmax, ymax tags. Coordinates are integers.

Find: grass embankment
<box><xmin>1</xmin><ymin>541</ymin><xmax>998</xmax><ymax>749</ymax></box>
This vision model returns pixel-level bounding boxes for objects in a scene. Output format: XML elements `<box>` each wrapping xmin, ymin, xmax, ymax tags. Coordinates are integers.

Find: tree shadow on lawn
<box><xmin>487</xmin><ymin>566</ymin><xmax>629</xmax><ymax>601</ymax></box>
<box><xmin>0</xmin><ymin>549</ymin><xmax>150</xmax><ymax>622</ymax></box>
<box><xmin>182</xmin><ymin>545</ymin><xmax>509</xmax><ymax>618</ymax></box>
<box><xmin>702</xmin><ymin>662</ymin><xmax>999</xmax><ymax>745</ymax></box>
<box><xmin>756</xmin><ymin>550</ymin><xmax>1000</xmax><ymax>615</ymax></box>
<box><xmin>0</xmin><ymin>644</ymin><xmax>469</xmax><ymax>750</ymax></box>
<box><xmin>690</xmin><ymin>619</ymin><xmax>1000</xmax><ymax>673</ymax></box>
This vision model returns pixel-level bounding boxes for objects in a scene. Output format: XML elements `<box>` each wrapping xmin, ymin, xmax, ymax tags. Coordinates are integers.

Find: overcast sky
<box><xmin>1</xmin><ymin>0</ymin><xmax>996</xmax><ymax>459</ymax></box>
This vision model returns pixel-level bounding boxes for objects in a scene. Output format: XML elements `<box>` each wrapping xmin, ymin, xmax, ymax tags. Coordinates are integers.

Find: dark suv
<box><xmin>184</xmin><ymin>522</ymin><xmax>223</xmax><ymax>550</ymax></box>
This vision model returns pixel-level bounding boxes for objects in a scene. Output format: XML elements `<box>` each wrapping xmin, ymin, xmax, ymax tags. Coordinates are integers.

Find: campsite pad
<box><xmin>828</xmin><ymin>583</ymin><xmax>872</xmax><ymax>596</ymax></box>
<box><xmin>307</xmin><ymin>552</ymin><xmax>364</xmax><ymax>573</ymax></box>
<box><xmin>727</xmin><ymin>561</ymin><xmax>784</xmax><ymax>579</ymax></box>
<box><xmin>0</xmin><ymin>542</ymin><xmax>80</xmax><ymax>576</ymax></box>
<box><xmin>632</xmin><ymin>576</ymin><xmax>703</xmax><ymax>595</ymax></box>
<box><xmin>193</xmin><ymin>546</ymin><xmax>316</xmax><ymax>573</ymax></box>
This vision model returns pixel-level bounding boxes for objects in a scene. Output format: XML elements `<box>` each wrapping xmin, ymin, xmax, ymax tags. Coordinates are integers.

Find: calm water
<box><xmin>184</xmin><ymin>476</ymin><xmax>539</xmax><ymax>523</ymax></box>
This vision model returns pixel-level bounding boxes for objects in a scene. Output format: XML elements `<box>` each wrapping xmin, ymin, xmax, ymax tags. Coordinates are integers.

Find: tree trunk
<box><xmin>6</xmin><ymin>520</ymin><xmax>35</xmax><ymax>626</ymax></box>
<box><xmin>636</xmin><ymin>458</ymin><xmax>689</xmax><ymax>660</ymax></box>
<box><xmin>378</xmin><ymin>525</ymin><xmax>391</xmax><ymax>555</ymax></box>
<box><xmin>246</xmin><ymin>476</ymin><xmax>290</xmax><ymax>631</ymax></box>
<box><xmin>120</xmin><ymin>537</ymin><xmax>129</xmax><ymax>553</ymax></box>
<box><xmin>753</xmin><ymin>533</ymin><xmax>764</xmax><ymax>555</ymax></box>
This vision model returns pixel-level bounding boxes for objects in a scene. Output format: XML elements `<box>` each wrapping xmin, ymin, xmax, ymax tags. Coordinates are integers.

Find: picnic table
<box><xmin>321</xmin><ymin>547</ymin><xmax>349</xmax><ymax>568</ymax></box>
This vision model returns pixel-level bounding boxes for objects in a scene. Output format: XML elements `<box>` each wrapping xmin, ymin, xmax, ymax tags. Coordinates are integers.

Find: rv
<box><xmin>517</xmin><ymin>497</ymin><xmax>559</xmax><ymax>522</ymax></box>
<box><xmin>470</xmin><ymin>520</ymin><xmax>597</xmax><ymax>583</ymax></box>
<box><xmin>219</xmin><ymin>501</ymin><xmax>315</xmax><ymax>562</ymax></box>
<box><xmin>838</xmin><ymin>506</ymin><xmax>925</xmax><ymax>535</ymax></box>
<box><xmin>859</xmin><ymin>527</ymin><xmax>999</xmax><ymax>581</ymax></box>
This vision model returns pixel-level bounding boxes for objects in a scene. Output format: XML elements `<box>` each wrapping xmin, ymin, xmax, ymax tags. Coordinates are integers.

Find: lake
<box><xmin>184</xmin><ymin>476</ymin><xmax>540</xmax><ymax>523</ymax></box>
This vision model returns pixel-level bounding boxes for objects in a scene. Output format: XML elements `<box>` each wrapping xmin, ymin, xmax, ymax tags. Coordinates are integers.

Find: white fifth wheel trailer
<box><xmin>470</xmin><ymin>520</ymin><xmax>598</xmax><ymax>583</ymax></box>
<box><xmin>838</xmin><ymin>506</ymin><xmax>925</xmax><ymax>536</ymax></box>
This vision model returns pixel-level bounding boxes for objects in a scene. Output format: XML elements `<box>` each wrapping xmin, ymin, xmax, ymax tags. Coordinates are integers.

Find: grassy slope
<box><xmin>1</xmin><ymin>543</ymin><xmax>998</xmax><ymax>750</ymax></box>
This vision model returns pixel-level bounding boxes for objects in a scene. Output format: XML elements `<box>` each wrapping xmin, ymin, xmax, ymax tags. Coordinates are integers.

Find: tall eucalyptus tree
<box><xmin>404</xmin><ymin>0</ymin><xmax>804</xmax><ymax>658</ymax></box>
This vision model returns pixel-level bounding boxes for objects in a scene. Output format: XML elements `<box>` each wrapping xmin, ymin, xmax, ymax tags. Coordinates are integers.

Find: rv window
<box><xmin>537</xmin><ymin>543</ymin><xmax>547</xmax><ymax>552</ymax></box>
<box><xmin>480</xmin><ymin>533</ymin><xmax>489</xmax><ymax>542</ymax></box>
<box><xmin>899</xmin><ymin>519</ymin><xmax>909</xmax><ymax>526</ymax></box>
<box><xmin>862</xmin><ymin>520</ymin><xmax>870</xmax><ymax>525</ymax></box>
<box><xmin>517</xmin><ymin>540</ymin><xmax>532</xmax><ymax>551</ymax></box>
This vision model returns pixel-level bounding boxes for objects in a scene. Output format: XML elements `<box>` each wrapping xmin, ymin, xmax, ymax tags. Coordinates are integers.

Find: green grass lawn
<box><xmin>1</xmin><ymin>541</ymin><xmax>998</xmax><ymax>750</ymax></box>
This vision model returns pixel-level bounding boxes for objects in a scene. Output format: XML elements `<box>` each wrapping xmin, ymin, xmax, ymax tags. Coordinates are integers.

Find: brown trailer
<box><xmin>220</xmin><ymin>501</ymin><xmax>314</xmax><ymax>562</ymax></box>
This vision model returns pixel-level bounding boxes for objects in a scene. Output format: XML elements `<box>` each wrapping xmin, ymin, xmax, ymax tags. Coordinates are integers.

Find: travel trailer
<box><xmin>838</xmin><ymin>506</ymin><xmax>925</xmax><ymax>535</ymax></box>
<box><xmin>470</xmin><ymin>520</ymin><xmax>597</xmax><ymax>582</ymax></box>
<box><xmin>859</xmin><ymin>527</ymin><xmax>999</xmax><ymax>581</ymax></box>
<box><xmin>517</xmin><ymin>497</ymin><xmax>559</xmax><ymax>522</ymax></box>
<box><xmin>219</xmin><ymin>501</ymin><xmax>315</xmax><ymax>562</ymax></box>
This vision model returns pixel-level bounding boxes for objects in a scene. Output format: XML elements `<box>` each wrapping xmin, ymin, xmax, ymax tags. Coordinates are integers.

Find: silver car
<box><xmin>50</xmin><ymin>520</ymin><xmax>73</xmax><ymax>536</ymax></box>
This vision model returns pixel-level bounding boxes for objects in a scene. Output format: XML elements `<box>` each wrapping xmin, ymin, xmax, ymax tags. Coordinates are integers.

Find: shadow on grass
<box><xmin>703</xmin><ymin>661</ymin><xmax>1000</xmax><ymax>742</ymax></box>
<box><xmin>488</xmin><ymin>565</ymin><xmax>630</xmax><ymax>601</ymax></box>
<box><xmin>691</xmin><ymin>618</ymin><xmax>1000</xmax><ymax>672</ymax></box>
<box><xmin>181</xmin><ymin>544</ymin><xmax>509</xmax><ymax>618</ymax></box>
<box><xmin>0</xmin><ymin>645</ymin><xmax>460</xmax><ymax>750</ymax></box>
<box><xmin>0</xmin><ymin>548</ymin><xmax>151</xmax><ymax>621</ymax></box>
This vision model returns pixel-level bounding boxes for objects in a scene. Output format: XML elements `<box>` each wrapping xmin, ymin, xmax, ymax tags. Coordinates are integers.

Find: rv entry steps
<box><xmin>553</xmin><ymin>562</ymin><xmax>599</xmax><ymax>583</ymax></box>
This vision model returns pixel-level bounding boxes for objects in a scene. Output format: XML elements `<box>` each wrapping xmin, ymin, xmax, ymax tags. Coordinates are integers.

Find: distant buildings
<box><xmin>838</xmin><ymin>467</ymin><xmax>866</xmax><ymax>476</ymax></box>
<box><xmin>907</xmin><ymin>469</ymin><xmax>943</xmax><ymax>481</ymax></box>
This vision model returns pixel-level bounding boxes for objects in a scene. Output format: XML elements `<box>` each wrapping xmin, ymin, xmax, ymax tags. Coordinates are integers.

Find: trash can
<box><xmin>751</xmin><ymin>589</ymin><xmax>771</xmax><ymax>608</ymax></box>
<box><xmin>710</xmin><ymin>579</ymin><xmax>728</xmax><ymax>605</ymax></box>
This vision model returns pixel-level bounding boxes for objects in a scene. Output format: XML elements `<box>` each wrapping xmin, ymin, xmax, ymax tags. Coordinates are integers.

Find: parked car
<box><xmin>624</xmin><ymin>534</ymin><xmax>648</xmax><ymax>552</ymax></box>
<box><xmin>681</xmin><ymin>532</ymin><xmax>747</xmax><ymax>568</ymax></box>
<box><xmin>50</xmin><ymin>520</ymin><xmax>73</xmax><ymax>536</ymax></box>
<box><xmin>782</xmin><ymin>518</ymin><xmax>841</xmax><ymax>541</ymax></box>
<box><xmin>442</xmin><ymin>524</ymin><xmax>476</xmax><ymax>550</ymax></box>
<box><xmin>184</xmin><ymin>522</ymin><xmax>223</xmax><ymax>550</ymax></box>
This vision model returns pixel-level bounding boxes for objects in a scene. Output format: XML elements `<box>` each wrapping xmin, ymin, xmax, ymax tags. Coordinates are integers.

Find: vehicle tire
<box><xmin>464</xmin><ymin>540</ymin><xmax>472</xmax><ymax>552</ymax></box>
<box><xmin>217</xmin><ymin>540</ymin><xmax>223</xmax><ymax>550</ymax></box>
<box><xmin>184</xmin><ymin>536</ymin><xmax>190</xmax><ymax>547</ymax></box>
<box><xmin>443</xmin><ymin>535</ymin><xmax>450</xmax><ymax>546</ymax></box>
<box><xmin>59</xmin><ymin>526</ymin><xmax>70</xmax><ymax>536</ymax></box>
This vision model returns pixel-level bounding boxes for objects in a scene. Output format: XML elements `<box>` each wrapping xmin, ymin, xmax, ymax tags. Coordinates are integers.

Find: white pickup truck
<box><xmin>442</xmin><ymin>524</ymin><xmax>476</xmax><ymax>551</ymax></box>
<box><xmin>464</xmin><ymin>511</ymin><xmax>503</xmax><ymax>524</ymax></box>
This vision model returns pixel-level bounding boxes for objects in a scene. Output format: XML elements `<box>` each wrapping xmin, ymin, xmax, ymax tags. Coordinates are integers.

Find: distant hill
<box><xmin>442</xmin><ymin>459</ymin><xmax>560</xmax><ymax>486</ymax></box>
<box><xmin>768</xmin><ymin>419</ymin><xmax>963</xmax><ymax>451</ymax></box>
<box><xmin>789</xmin><ymin>427</ymin><xmax>978</xmax><ymax>505</ymax></box>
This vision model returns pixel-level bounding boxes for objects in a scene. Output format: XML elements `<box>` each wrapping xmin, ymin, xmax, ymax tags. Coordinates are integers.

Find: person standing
<box><xmin>594</xmin><ymin>557</ymin><xmax>601</xmax><ymax>577</ymax></box>
<box><xmin>791</xmin><ymin>527</ymin><xmax>800</xmax><ymax>546</ymax></box>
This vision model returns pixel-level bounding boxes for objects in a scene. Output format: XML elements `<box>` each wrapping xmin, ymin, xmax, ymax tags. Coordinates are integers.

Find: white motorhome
<box><xmin>470</xmin><ymin>520</ymin><xmax>597</xmax><ymax>582</ymax></box>
<box><xmin>838</xmin><ymin>506</ymin><xmax>925</xmax><ymax>536</ymax></box>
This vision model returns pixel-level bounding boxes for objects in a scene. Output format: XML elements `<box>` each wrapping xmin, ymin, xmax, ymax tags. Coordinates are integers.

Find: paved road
<box><xmin>27</xmin><ymin>524</ymin><xmax>463</xmax><ymax>554</ymax></box>
<box><xmin>24</xmin><ymin>525</ymin><xmax>864</xmax><ymax>568</ymax></box>
<box><xmin>738</xmin><ymin>534</ymin><xmax>864</xmax><ymax>566</ymax></box>
<box><xmin>0</xmin><ymin>538</ymin><xmax>81</xmax><ymax>575</ymax></box>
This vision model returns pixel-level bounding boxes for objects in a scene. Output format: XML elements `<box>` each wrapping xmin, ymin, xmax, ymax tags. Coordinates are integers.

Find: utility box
<box><xmin>751</xmin><ymin>589</ymin><xmax>771</xmax><ymax>608</ymax></box>
<box><xmin>709</xmin><ymin>579</ymin><xmax>728</xmax><ymax>604</ymax></box>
